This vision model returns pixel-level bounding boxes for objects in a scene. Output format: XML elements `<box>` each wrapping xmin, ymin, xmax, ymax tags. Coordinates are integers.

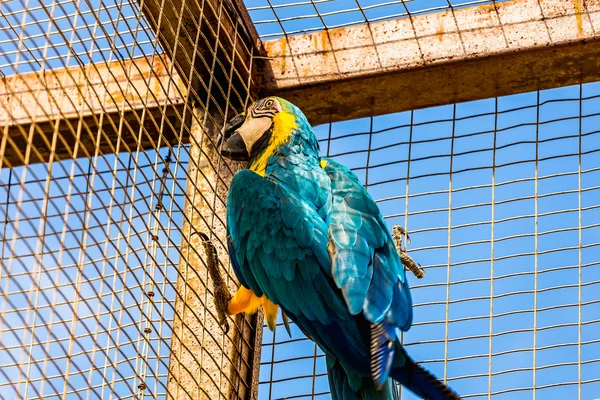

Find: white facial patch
<box><xmin>236</xmin><ymin>116</ymin><xmax>273</xmax><ymax>153</ymax></box>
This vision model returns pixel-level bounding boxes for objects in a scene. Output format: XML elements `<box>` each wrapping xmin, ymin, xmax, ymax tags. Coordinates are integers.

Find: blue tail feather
<box><xmin>325</xmin><ymin>346</ymin><xmax>460</xmax><ymax>400</ymax></box>
<box><xmin>391</xmin><ymin>347</ymin><xmax>461</xmax><ymax>400</ymax></box>
<box><xmin>326</xmin><ymin>355</ymin><xmax>398</xmax><ymax>400</ymax></box>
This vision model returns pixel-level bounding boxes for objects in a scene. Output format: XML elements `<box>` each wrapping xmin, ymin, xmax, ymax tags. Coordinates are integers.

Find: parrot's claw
<box><xmin>392</xmin><ymin>224</ymin><xmax>425</xmax><ymax>279</ymax></box>
<box><xmin>196</xmin><ymin>231</ymin><xmax>232</xmax><ymax>334</ymax></box>
<box><xmin>399</xmin><ymin>252</ymin><xmax>425</xmax><ymax>279</ymax></box>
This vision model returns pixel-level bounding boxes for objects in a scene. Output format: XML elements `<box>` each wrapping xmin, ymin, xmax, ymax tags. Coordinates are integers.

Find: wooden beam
<box><xmin>166</xmin><ymin>107</ymin><xmax>261</xmax><ymax>400</ymax></box>
<box><xmin>0</xmin><ymin>56</ymin><xmax>187</xmax><ymax>167</ymax></box>
<box><xmin>261</xmin><ymin>0</ymin><xmax>600</xmax><ymax>125</ymax></box>
<box><xmin>136</xmin><ymin>2</ymin><xmax>264</xmax><ymax>399</ymax></box>
<box><xmin>138</xmin><ymin>0</ymin><xmax>263</xmax><ymax>118</ymax></box>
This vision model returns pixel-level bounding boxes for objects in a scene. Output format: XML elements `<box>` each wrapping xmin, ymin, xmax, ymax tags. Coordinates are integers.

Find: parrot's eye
<box><xmin>247</xmin><ymin>98</ymin><xmax>279</xmax><ymax>119</ymax></box>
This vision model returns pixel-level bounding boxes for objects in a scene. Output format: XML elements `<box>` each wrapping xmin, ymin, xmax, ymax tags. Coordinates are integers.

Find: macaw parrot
<box><xmin>220</xmin><ymin>97</ymin><xmax>460</xmax><ymax>400</ymax></box>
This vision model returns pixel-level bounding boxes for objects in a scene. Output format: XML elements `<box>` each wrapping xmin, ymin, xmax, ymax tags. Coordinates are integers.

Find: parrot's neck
<box><xmin>249</xmin><ymin>147</ymin><xmax>280</xmax><ymax>177</ymax></box>
<box><xmin>249</xmin><ymin>112</ymin><xmax>298</xmax><ymax>176</ymax></box>
<box><xmin>257</xmin><ymin>133</ymin><xmax>328</xmax><ymax>212</ymax></box>
<box><xmin>249</xmin><ymin>112</ymin><xmax>320</xmax><ymax>177</ymax></box>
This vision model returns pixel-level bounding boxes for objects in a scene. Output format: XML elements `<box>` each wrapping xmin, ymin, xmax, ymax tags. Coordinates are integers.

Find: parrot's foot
<box><xmin>392</xmin><ymin>224</ymin><xmax>425</xmax><ymax>279</ymax></box>
<box><xmin>196</xmin><ymin>232</ymin><xmax>231</xmax><ymax>334</ymax></box>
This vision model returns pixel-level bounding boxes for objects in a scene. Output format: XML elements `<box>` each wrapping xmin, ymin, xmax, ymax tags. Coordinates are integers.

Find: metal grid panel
<box><xmin>244</xmin><ymin>0</ymin><xmax>506</xmax><ymax>38</ymax></box>
<box><xmin>0</xmin><ymin>1</ymin><xmax>259</xmax><ymax>399</ymax></box>
<box><xmin>2</xmin><ymin>0</ymin><xmax>599</xmax><ymax>399</ymax></box>
<box><xmin>1</xmin><ymin>152</ymin><xmax>185</xmax><ymax>399</ymax></box>
<box><xmin>259</xmin><ymin>83</ymin><xmax>600</xmax><ymax>399</ymax></box>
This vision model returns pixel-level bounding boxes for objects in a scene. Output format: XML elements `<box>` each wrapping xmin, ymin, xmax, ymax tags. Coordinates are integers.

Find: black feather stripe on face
<box><xmin>250</xmin><ymin>109</ymin><xmax>277</xmax><ymax>119</ymax></box>
<box><xmin>248</xmin><ymin>97</ymin><xmax>279</xmax><ymax>119</ymax></box>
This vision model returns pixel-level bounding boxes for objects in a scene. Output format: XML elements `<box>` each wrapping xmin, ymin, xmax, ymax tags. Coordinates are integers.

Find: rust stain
<box><xmin>313</xmin><ymin>30</ymin><xmax>328</xmax><ymax>51</ymax></box>
<box><xmin>475</xmin><ymin>2</ymin><xmax>498</xmax><ymax>14</ymax></box>
<box><xmin>436</xmin><ymin>24</ymin><xmax>445</xmax><ymax>42</ymax></box>
<box><xmin>474</xmin><ymin>0</ymin><xmax>516</xmax><ymax>16</ymax></box>
<box><xmin>154</xmin><ymin>77</ymin><xmax>162</xmax><ymax>102</ymax></box>
<box><xmin>109</xmin><ymin>87</ymin><xmax>145</xmax><ymax>106</ymax></box>
<box><xmin>153</xmin><ymin>59</ymin><xmax>165</xmax><ymax>77</ymax></box>
<box><xmin>280</xmin><ymin>38</ymin><xmax>287</xmax><ymax>72</ymax></box>
<box><xmin>110</xmin><ymin>90</ymin><xmax>124</xmax><ymax>104</ymax></box>
<box><xmin>574</xmin><ymin>0</ymin><xmax>584</xmax><ymax>37</ymax></box>
<box><xmin>175</xmin><ymin>78</ymin><xmax>187</xmax><ymax>98</ymax></box>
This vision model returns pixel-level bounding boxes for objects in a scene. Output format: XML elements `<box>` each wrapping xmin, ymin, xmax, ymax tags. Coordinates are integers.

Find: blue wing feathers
<box><xmin>311</xmin><ymin>229</ymin><xmax>331</xmax><ymax>273</ymax></box>
<box><xmin>342</xmin><ymin>274</ymin><xmax>372</xmax><ymax>315</ymax></box>
<box><xmin>294</xmin><ymin>217</ymin><xmax>313</xmax><ymax>247</ymax></box>
<box><xmin>390</xmin><ymin>280</ymin><xmax>412</xmax><ymax>331</ymax></box>
<box><xmin>345</xmin><ymin>194</ymin><xmax>380</xmax><ymax>216</ymax></box>
<box><xmin>323</xmin><ymin>158</ymin><xmax>412</xmax><ymax>326</ymax></box>
<box><xmin>364</xmin><ymin>247</ymin><xmax>396</xmax><ymax>323</ymax></box>
<box><xmin>281</xmin><ymin>197</ymin><xmax>301</xmax><ymax>228</ymax></box>
<box><xmin>297</xmin><ymin>256</ymin><xmax>317</xmax><ymax>281</ymax></box>
<box><xmin>228</xmin><ymin>161</ymin><xmax>413</xmax><ymax>330</ymax></box>
<box><xmin>228</xmin><ymin>170</ymin><xmax>342</xmax><ymax>327</ymax></box>
<box><xmin>370</xmin><ymin>320</ymin><xmax>397</xmax><ymax>387</ymax></box>
<box><xmin>227</xmin><ymin>162</ymin><xmax>421</xmax><ymax>397</ymax></box>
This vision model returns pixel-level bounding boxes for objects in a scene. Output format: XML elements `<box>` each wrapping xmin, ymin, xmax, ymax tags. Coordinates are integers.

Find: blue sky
<box><xmin>0</xmin><ymin>0</ymin><xmax>155</xmax><ymax>75</ymax></box>
<box><xmin>258</xmin><ymin>84</ymin><xmax>600</xmax><ymax>399</ymax></box>
<box><xmin>0</xmin><ymin>150</ymin><xmax>185</xmax><ymax>399</ymax></box>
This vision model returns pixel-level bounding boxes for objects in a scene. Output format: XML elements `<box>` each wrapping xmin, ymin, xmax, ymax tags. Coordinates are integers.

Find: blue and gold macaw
<box><xmin>220</xmin><ymin>97</ymin><xmax>460</xmax><ymax>400</ymax></box>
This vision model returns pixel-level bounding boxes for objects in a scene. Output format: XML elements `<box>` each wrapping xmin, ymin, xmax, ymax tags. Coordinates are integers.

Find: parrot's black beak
<box><xmin>220</xmin><ymin>113</ymin><xmax>249</xmax><ymax>161</ymax></box>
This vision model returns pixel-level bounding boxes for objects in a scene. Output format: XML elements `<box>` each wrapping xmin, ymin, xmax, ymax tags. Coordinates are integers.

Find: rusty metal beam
<box><xmin>0</xmin><ymin>56</ymin><xmax>187</xmax><ymax>167</ymax></box>
<box><xmin>262</xmin><ymin>0</ymin><xmax>600</xmax><ymax>125</ymax></box>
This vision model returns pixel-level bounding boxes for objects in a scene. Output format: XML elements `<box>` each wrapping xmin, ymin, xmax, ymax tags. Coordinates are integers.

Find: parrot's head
<box><xmin>219</xmin><ymin>97</ymin><xmax>314</xmax><ymax>167</ymax></box>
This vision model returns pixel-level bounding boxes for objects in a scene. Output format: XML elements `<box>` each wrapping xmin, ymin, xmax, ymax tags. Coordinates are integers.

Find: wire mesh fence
<box><xmin>258</xmin><ymin>83</ymin><xmax>600</xmax><ymax>399</ymax></box>
<box><xmin>0</xmin><ymin>0</ymin><xmax>261</xmax><ymax>399</ymax></box>
<box><xmin>1</xmin><ymin>0</ymin><xmax>599</xmax><ymax>399</ymax></box>
<box><xmin>0</xmin><ymin>0</ymin><xmax>158</xmax><ymax>75</ymax></box>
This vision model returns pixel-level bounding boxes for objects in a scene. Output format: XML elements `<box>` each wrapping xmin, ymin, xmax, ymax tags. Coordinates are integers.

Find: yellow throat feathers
<box><xmin>249</xmin><ymin>111</ymin><xmax>297</xmax><ymax>176</ymax></box>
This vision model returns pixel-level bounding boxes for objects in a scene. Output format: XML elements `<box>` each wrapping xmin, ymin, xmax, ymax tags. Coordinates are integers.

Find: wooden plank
<box><xmin>0</xmin><ymin>56</ymin><xmax>187</xmax><ymax>167</ymax></box>
<box><xmin>261</xmin><ymin>0</ymin><xmax>600</xmax><ymax>125</ymax></box>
